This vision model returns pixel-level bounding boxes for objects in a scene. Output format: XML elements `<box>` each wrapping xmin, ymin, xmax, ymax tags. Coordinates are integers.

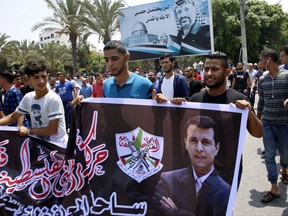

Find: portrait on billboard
<box><xmin>120</xmin><ymin>0</ymin><xmax>213</xmax><ymax>61</ymax></box>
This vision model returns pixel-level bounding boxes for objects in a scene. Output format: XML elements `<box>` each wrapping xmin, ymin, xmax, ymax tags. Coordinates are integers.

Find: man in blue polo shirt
<box><xmin>55</xmin><ymin>72</ymin><xmax>78</xmax><ymax>130</ymax></box>
<box><xmin>103</xmin><ymin>40</ymin><xmax>153</xmax><ymax>99</ymax></box>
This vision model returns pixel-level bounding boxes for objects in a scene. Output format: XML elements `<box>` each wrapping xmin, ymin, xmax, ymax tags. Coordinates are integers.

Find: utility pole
<box><xmin>239</xmin><ymin>0</ymin><xmax>248</xmax><ymax>70</ymax></box>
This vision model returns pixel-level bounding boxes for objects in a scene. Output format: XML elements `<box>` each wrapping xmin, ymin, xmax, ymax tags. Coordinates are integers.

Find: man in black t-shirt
<box><xmin>154</xmin><ymin>52</ymin><xmax>263</xmax><ymax>186</ymax></box>
<box><xmin>232</xmin><ymin>62</ymin><xmax>250</xmax><ymax>95</ymax></box>
<box><xmin>184</xmin><ymin>66</ymin><xmax>203</xmax><ymax>97</ymax></box>
<box><xmin>227</xmin><ymin>66</ymin><xmax>235</xmax><ymax>88</ymax></box>
<box><xmin>190</xmin><ymin>53</ymin><xmax>261</xmax><ymax>137</ymax></box>
<box><xmin>154</xmin><ymin>52</ymin><xmax>262</xmax><ymax>138</ymax></box>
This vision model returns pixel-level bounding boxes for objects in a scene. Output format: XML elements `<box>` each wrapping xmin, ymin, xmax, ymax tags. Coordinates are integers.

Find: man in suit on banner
<box><xmin>152</xmin><ymin>115</ymin><xmax>230</xmax><ymax>216</ymax></box>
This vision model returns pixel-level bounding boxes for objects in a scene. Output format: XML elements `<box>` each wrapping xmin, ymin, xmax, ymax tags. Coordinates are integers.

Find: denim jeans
<box><xmin>262</xmin><ymin>119</ymin><xmax>288</xmax><ymax>184</ymax></box>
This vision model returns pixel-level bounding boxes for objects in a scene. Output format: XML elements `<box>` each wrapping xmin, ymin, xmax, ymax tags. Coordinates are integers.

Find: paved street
<box><xmin>233</xmin><ymin>95</ymin><xmax>288</xmax><ymax>216</ymax></box>
<box><xmin>233</xmin><ymin>132</ymin><xmax>288</xmax><ymax>216</ymax></box>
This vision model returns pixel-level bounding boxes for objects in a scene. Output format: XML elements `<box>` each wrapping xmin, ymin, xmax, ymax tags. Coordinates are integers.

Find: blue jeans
<box><xmin>262</xmin><ymin>119</ymin><xmax>288</xmax><ymax>184</ymax></box>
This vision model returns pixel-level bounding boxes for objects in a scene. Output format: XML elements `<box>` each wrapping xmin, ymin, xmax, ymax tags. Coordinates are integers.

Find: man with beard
<box><xmin>155</xmin><ymin>52</ymin><xmax>262</xmax><ymax>186</ymax></box>
<box><xmin>184</xmin><ymin>66</ymin><xmax>203</xmax><ymax>97</ymax></box>
<box><xmin>155</xmin><ymin>52</ymin><xmax>262</xmax><ymax>138</ymax></box>
<box><xmin>103</xmin><ymin>40</ymin><xmax>153</xmax><ymax>98</ymax></box>
<box><xmin>170</xmin><ymin>0</ymin><xmax>211</xmax><ymax>55</ymax></box>
<box><xmin>189</xmin><ymin>52</ymin><xmax>262</xmax><ymax>137</ymax></box>
<box><xmin>154</xmin><ymin>53</ymin><xmax>189</xmax><ymax>103</ymax></box>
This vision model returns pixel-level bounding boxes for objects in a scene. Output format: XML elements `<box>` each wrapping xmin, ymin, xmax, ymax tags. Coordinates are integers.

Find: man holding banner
<box><xmin>103</xmin><ymin>40</ymin><xmax>153</xmax><ymax>98</ymax></box>
<box><xmin>0</xmin><ymin>61</ymin><xmax>68</xmax><ymax>148</ymax></box>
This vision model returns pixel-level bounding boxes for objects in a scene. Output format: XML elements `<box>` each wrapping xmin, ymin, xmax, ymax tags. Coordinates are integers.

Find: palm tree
<box><xmin>82</xmin><ymin>0</ymin><xmax>124</xmax><ymax>45</ymax></box>
<box><xmin>32</xmin><ymin>0</ymin><xmax>85</xmax><ymax>76</ymax></box>
<box><xmin>39</xmin><ymin>42</ymin><xmax>72</xmax><ymax>76</ymax></box>
<box><xmin>0</xmin><ymin>33</ymin><xmax>16</xmax><ymax>54</ymax></box>
<box><xmin>5</xmin><ymin>40</ymin><xmax>40</xmax><ymax>70</ymax></box>
<box><xmin>0</xmin><ymin>33</ymin><xmax>17</xmax><ymax>65</ymax></box>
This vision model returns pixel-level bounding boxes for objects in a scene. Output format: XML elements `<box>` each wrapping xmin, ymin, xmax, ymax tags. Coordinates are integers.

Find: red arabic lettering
<box><xmin>0</xmin><ymin>140</ymin><xmax>9</xmax><ymax>167</ymax></box>
<box><xmin>29</xmin><ymin>176</ymin><xmax>51</xmax><ymax>200</ymax></box>
<box><xmin>119</xmin><ymin>136</ymin><xmax>129</xmax><ymax>147</ymax></box>
<box><xmin>140</xmin><ymin>137</ymin><xmax>160</xmax><ymax>152</ymax></box>
<box><xmin>0</xmin><ymin>110</ymin><xmax>109</xmax><ymax>200</ymax></box>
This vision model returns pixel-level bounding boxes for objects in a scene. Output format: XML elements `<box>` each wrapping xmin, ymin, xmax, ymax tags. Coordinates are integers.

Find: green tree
<box><xmin>212</xmin><ymin>0</ymin><xmax>241</xmax><ymax>63</ymax></box>
<box><xmin>87</xmin><ymin>52</ymin><xmax>106</xmax><ymax>73</ymax></box>
<box><xmin>77</xmin><ymin>33</ymin><xmax>93</xmax><ymax>69</ymax></box>
<box><xmin>245</xmin><ymin>0</ymin><xmax>288</xmax><ymax>62</ymax></box>
<box><xmin>4</xmin><ymin>40</ymin><xmax>40</xmax><ymax>70</ymax></box>
<box><xmin>39</xmin><ymin>42</ymin><xmax>72</xmax><ymax>76</ymax></box>
<box><xmin>32</xmin><ymin>0</ymin><xmax>85</xmax><ymax>76</ymax></box>
<box><xmin>212</xmin><ymin>0</ymin><xmax>288</xmax><ymax>64</ymax></box>
<box><xmin>0</xmin><ymin>33</ymin><xmax>18</xmax><ymax>69</ymax></box>
<box><xmin>82</xmin><ymin>0</ymin><xmax>124</xmax><ymax>45</ymax></box>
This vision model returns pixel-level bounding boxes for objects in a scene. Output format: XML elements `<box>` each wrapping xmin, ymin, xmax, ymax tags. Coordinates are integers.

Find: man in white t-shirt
<box><xmin>0</xmin><ymin>61</ymin><xmax>68</xmax><ymax>148</ymax></box>
<box><xmin>155</xmin><ymin>53</ymin><xmax>189</xmax><ymax>103</ymax></box>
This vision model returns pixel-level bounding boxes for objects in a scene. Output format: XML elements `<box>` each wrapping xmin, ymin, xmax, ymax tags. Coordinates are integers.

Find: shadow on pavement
<box><xmin>248</xmin><ymin>183</ymin><xmax>288</xmax><ymax>208</ymax></box>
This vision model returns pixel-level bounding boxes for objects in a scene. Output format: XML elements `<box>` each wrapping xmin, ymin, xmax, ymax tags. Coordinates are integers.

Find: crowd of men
<box><xmin>0</xmin><ymin>40</ymin><xmax>288</xmax><ymax>214</ymax></box>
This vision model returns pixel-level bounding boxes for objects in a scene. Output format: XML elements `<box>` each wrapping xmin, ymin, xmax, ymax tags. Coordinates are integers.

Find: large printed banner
<box><xmin>119</xmin><ymin>0</ymin><xmax>214</xmax><ymax>61</ymax></box>
<box><xmin>0</xmin><ymin>98</ymin><xmax>247</xmax><ymax>215</ymax></box>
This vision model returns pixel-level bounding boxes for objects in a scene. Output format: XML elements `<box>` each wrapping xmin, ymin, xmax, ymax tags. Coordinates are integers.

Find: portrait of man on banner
<box><xmin>120</xmin><ymin>0</ymin><xmax>213</xmax><ymax>61</ymax></box>
<box><xmin>151</xmin><ymin>115</ymin><xmax>230</xmax><ymax>216</ymax></box>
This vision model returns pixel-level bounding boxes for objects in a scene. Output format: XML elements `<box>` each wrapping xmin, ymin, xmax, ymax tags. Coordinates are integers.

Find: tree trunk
<box><xmin>103</xmin><ymin>34</ymin><xmax>111</xmax><ymax>46</ymax></box>
<box><xmin>70</xmin><ymin>33</ymin><xmax>78</xmax><ymax>77</ymax></box>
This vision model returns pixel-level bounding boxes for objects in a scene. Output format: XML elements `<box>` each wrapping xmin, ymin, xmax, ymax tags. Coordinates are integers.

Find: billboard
<box><xmin>120</xmin><ymin>0</ymin><xmax>214</xmax><ymax>61</ymax></box>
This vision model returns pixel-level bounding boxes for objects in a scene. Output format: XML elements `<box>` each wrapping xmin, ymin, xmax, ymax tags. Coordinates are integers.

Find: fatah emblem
<box><xmin>116</xmin><ymin>127</ymin><xmax>164</xmax><ymax>183</ymax></box>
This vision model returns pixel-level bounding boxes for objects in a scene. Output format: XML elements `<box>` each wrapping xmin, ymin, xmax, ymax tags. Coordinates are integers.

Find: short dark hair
<box><xmin>148</xmin><ymin>69</ymin><xmax>157</xmax><ymax>75</ymax></box>
<box><xmin>56</xmin><ymin>71</ymin><xmax>64</xmax><ymax>77</ymax></box>
<box><xmin>184</xmin><ymin>115</ymin><xmax>219</xmax><ymax>145</ymax></box>
<box><xmin>24</xmin><ymin>61</ymin><xmax>47</xmax><ymax>77</ymax></box>
<box><xmin>0</xmin><ymin>71</ymin><xmax>15</xmax><ymax>83</ymax></box>
<box><xmin>103</xmin><ymin>40</ymin><xmax>128</xmax><ymax>55</ymax></box>
<box><xmin>206</xmin><ymin>51</ymin><xmax>229</xmax><ymax>70</ymax></box>
<box><xmin>280</xmin><ymin>45</ymin><xmax>288</xmax><ymax>55</ymax></box>
<box><xmin>95</xmin><ymin>72</ymin><xmax>103</xmax><ymax>77</ymax></box>
<box><xmin>159</xmin><ymin>53</ymin><xmax>176</xmax><ymax>62</ymax></box>
<box><xmin>260</xmin><ymin>49</ymin><xmax>279</xmax><ymax>63</ymax></box>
